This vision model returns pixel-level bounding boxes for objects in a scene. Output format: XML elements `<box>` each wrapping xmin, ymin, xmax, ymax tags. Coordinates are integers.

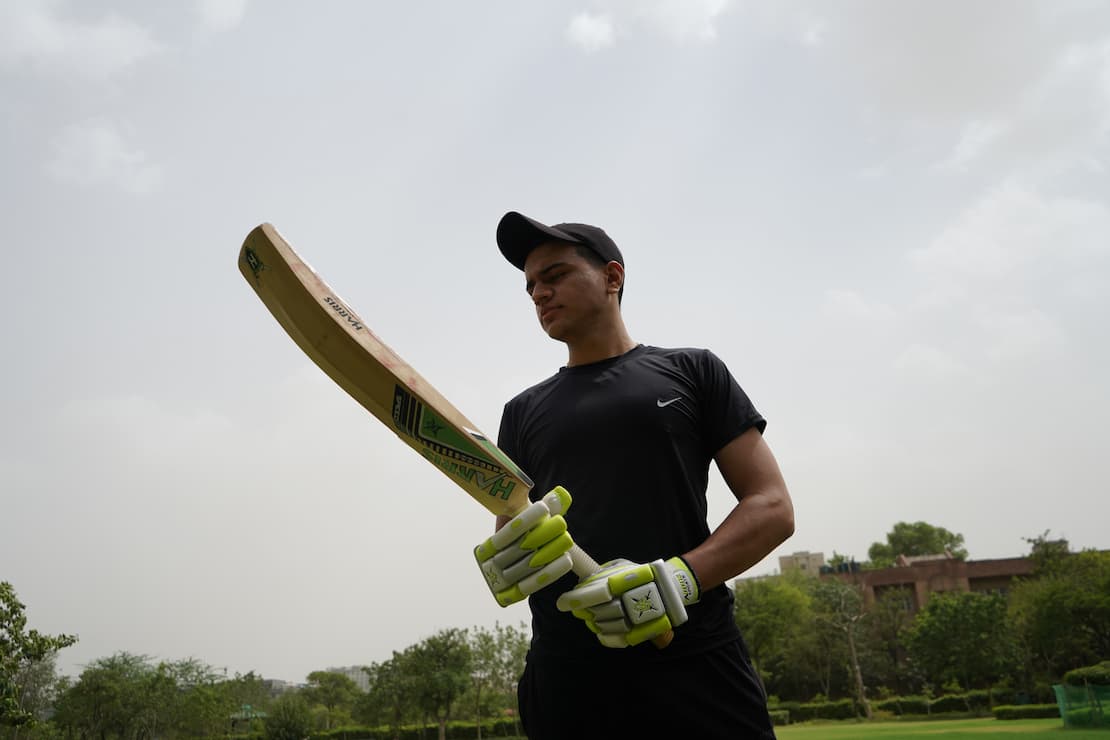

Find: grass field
<box><xmin>776</xmin><ymin>717</ymin><xmax>1108</xmax><ymax>739</ymax></box>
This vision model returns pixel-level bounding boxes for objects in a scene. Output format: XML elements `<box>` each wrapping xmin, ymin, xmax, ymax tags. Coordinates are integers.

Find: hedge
<box><xmin>1063</xmin><ymin>661</ymin><xmax>1110</xmax><ymax>686</ymax></box>
<box><xmin>768</xmin><ymin>709</ymin><xmax>790</xmax><ymax>726</ymax></box>
<box><xmin>873</xmin><ymin>696</ymin><xmax>929</xmax><ymax>716</ymax></box>
<box><xmin>790</xmin><ymin>698</ymin><xmax>857</xmax><ymax>721</ymax></box>
<box><xmin>305</xmin><ymin>717</ymin><xmax>521</xmax><ymax>740</ymax></box>
<box><xmin>993</xmin><ymin>704</ymin><xmax>1060</xmax><ymax>720</ymax></box>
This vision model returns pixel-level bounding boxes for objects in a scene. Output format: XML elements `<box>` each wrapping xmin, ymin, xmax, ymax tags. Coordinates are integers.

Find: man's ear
<box><xmin>605</xmin><ymin>261</ymin><xmax>625</xmax><ymax>297</ymax></box>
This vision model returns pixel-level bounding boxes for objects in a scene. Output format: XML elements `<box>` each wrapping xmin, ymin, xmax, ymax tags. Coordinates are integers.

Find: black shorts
<box><xmin>517</xmin><ymin>637</ymin><xmax>776</xmax><ymax>740</ymax></box>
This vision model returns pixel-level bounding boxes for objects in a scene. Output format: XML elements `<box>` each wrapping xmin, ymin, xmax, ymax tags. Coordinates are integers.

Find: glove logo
<box><xmin>631</xmin><ymin>592</ymin><xmax>657</xmax><ymax>619</ymax></box>
<box><xmin>674</xmin><ymin>571</ymin><xmax>695</xmax><ymax>602</ymax></box>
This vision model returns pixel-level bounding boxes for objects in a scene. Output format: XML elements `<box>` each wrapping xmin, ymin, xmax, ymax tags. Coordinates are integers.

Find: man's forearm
<box><xmin>684</xmin><ymin>487</ymin><xmax>794</xmax><ymax>591</ymax></box>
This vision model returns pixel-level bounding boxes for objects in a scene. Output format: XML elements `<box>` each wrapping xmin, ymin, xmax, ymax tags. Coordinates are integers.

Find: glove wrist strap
<box><xmin>666</xmin><ymin>555</ymin><xmax>701</xmax><ymax>606</ymax></box>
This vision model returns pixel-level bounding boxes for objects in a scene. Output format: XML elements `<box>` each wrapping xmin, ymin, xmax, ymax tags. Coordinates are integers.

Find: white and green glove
<box><xmin>555</xmin><ymin>556</ymin><xmax>700</xmax><ymax>648</ymax></box>
<box><xmin>474</xmin><ymin>486</ymin><xmax>576</xmax><ymax>607</ymax></box>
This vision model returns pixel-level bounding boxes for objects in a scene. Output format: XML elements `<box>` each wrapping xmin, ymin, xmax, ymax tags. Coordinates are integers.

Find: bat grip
<box><xmin>567</xmin><ymin>544</ymin><xmax>674</xmax><ymax>650</ymax></box>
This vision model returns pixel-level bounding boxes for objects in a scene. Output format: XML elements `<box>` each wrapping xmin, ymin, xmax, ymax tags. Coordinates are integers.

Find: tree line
<box><xmin>735</xmin><ymin>527</ymin><xmax>1110</xmax><ymax>714</ymax></box>
<box><xmin>3</xmin><ymin>524</ymin><xmax>1108</xmax><ymax>737</ymax></box>
<box><xmin>1</xmin><ymin>592</ymin><xmax>529</xmax><ymax>740</ymax></box>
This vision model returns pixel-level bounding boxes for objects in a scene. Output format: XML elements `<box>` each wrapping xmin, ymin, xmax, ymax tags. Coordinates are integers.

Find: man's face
<box><xmin>523</xmin><ymin>242</ymin><xmax>612</xmax><ymax>342</ymax></box>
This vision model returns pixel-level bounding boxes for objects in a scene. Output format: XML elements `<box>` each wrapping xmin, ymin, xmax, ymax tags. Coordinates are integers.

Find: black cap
<box><xmin>496</xmin><ymin>211</ymin><xmax>624</xmax><ymax>271</ymax></box>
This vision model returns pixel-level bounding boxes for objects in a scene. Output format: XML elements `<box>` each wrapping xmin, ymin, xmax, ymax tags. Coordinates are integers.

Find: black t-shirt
<box><xmin>497</xmin><ymin>344</ymin><xmax>766</xmax><ymax>663</ymax></box>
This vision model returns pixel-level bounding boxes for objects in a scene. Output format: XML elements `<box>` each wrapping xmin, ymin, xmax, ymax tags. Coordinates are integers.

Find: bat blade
<box><xmin>237</xmin><ymin>222</ymin><xmax>532</xmax><ymax>517</ymax></box>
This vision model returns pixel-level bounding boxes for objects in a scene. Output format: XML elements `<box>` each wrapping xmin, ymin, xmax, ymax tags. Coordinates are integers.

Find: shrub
<box><xmin>929</xmin><ymin>694</ymin><xmax>970</xmax><ymax>714</ymax></box>
<box><xmin>768</xmin><ymin>709</ymin><xmax>790</xmax><ymax>726</ymax></box>
<box><xmin>792</xmin><ymin>698</ymin><xmax>857</xmax><ymax>721</ymax></box>
<box><xmin>1065</xmin><ymin>707</ymin><xmax>1109</xmax><ymax>728</ymax></box>
<box><xmin>989</xmin><ymin>687</ymin><xmax>1015</xmax><ymax>706</ymax></box>
<box><xmin>1063</xmin><ymin>660</ymin><xmax>1110</xmax><ymax>686</ymax></box>
<box><xmin>770</xmin><ymin>701</ymin><xmax>801</xmax><ymax>717</ymax></box>
<box><xmin>994</xmin><ymin>704</ymin><xmax>1060</xmax><ymax>720</ymax></box>
<box><xmin>874</xmin><ymin>696</ymin><xmax>929</xmax><ymax>716</ymax></box>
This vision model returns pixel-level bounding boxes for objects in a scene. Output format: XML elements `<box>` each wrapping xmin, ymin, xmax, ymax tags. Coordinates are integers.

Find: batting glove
<box><xmin>555</xmin><ymin>556</ymin><xmax>700</xmax><ymax>648</ymax></box>
<box><xmin>474</xmin><ymin>486</ymin><xmax>576</xmax><ymax>607</ymax></box>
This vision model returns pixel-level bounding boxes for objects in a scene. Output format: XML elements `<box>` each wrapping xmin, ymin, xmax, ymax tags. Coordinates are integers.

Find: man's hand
<box><xmin>475</xmin><ymin>487</ymin><xmax>576</xmax><ymax>607</ymax></box>
<box><xmin>555</xmin><ymin>556</ymin><xmax>700</xmax><ymax>648</ymax></box>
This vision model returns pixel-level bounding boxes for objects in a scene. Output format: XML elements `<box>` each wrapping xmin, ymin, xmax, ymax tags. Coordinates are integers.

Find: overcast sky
<box><xmin>2</xmin><ymin>0</ymin><xmax>1108</xmax><ymax>684</ymax></box>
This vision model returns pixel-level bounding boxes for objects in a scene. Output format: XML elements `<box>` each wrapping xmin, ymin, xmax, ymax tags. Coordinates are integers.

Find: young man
<box><xmin>475</xmin><ymin>211</ymin><xmax>795</xmax><ymax>739</ymax></box>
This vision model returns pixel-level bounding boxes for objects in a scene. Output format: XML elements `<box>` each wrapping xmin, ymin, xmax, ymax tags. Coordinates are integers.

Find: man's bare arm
<box><xmin>683</xmin><ymin>427</ymin><xmax>795</xmax><ymax>591</ymax></box>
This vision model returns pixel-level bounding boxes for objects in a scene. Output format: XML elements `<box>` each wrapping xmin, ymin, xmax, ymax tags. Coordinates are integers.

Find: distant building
<box><xmin>262</xmin><ymin>678</ymin><xmax>300</xmax><ymax>697</ymax></box>
<box><xmin>327</xmin><ymin>665</ymin><xmax>370</xmax><ymax>692</ymax></box>
<box><xmin>779</xmin><ymin>551</ymin><xmax>826</xmax><ymax>576</ymax></box>
<box><xmin>823</xmin><ymin>555</ymin><xmax>1035</xmax><ymax>613</ymax></box>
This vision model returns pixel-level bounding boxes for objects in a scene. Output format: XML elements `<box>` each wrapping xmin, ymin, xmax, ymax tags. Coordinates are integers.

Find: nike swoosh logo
<box><xmin>657</xmin><ymin>397</ymin><xmax>681</xmax><ymax>408</ymax></box>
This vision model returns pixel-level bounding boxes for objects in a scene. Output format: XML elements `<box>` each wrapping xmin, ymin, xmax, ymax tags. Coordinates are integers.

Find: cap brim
<box><xmin>497</xmin><ymin>211</ymin><xmax>585</xmax><ymax>270</ymax></box>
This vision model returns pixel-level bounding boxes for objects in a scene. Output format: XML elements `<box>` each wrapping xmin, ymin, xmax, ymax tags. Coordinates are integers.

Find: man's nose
<box><xmin>532</xmin><ymin>283</ymin><xmax>551</xmax><ymax>305</ymax></box>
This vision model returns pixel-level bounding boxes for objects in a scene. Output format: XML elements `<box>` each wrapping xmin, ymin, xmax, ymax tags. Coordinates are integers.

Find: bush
<box><xmin>1065</xmin><ymin>707</ymin><xmax>1109</xmax><ymax>728</ymax></box>
<box><xmin>994</xmin><ymin>704</ymin><xmax>1060</xmax><ymax>720</ymax></box>
<box><xmin>1063</xmin><ymin>660</ymin><xmax>1110</xmax><ymax>686</ymax></box>
<box><xmin>929</xmin><ymin>694</ymin><xmax>969</xmax><ymax>714</ymax></box>
<box><xmin>303</xmin><ymin>718</ymin><xmax>524</xmax><ymax>740</ymax></box>
<box><xmin>768</xmin><ymin>709</ymin><xmax>790</xmax><ymax>726</ymax></box>
<box><xmin>792</xmin><ymin>698</ymin><xmax>857</xmax><ymax>721</ymax></box>
<box><xmin>989</xmin><ymin>687</ymin><xmax>1015</xmax><ymax>706</ymax></box>
<box><xmin>874</xmin><ymin>696</ymin><xmax>929</xmax><ymax>716</ymax></box>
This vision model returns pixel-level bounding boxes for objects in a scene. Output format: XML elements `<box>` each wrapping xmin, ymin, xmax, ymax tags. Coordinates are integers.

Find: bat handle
<box><xmin>567</xmin><ymin>544</ymin><xmax>674</xmax><ymax>650</ymax></box>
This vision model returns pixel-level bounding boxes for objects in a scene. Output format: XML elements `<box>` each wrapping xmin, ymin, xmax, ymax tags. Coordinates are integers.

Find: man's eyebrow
<box><xmin>525</xmin><ymin>261</ymin><xmax>571</xmax><ymax>293</ymax></box>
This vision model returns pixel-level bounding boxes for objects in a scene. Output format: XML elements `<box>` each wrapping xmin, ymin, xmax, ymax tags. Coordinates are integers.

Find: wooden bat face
<box><xmin>237</xmin><ymin>223</ymin><xmax>533</xmax><ymax>517</ymax></box>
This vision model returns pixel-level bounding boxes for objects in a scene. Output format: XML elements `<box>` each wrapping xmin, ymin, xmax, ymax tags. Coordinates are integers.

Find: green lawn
<box><xmin>776</xmin><ymin>717</ymin><xmax>1108</xmax><ymax>739</ymax></box>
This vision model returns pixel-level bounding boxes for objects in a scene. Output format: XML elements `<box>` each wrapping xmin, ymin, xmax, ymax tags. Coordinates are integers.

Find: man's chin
<box><xmin>542</xmin><ymin>321</ymin><xmax>570</xmax><ymax>343</ymax></box>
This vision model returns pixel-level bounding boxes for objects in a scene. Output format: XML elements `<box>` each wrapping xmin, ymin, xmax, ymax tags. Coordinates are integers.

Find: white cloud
<box><xmin>568</xmin><ymin>0</ymin><xmax>732</xmax><ymax>50</ymax></box>
<box><xmin>45</xmin><ymin>118</ymin><xmax>162</xmax><ymax>194</ymax></box>
<box><xmin>977</xmin><ymin>309</ymin><xmax>1066</xmax><ymax>362</ymax></box>
<box><xmin>0</xmin><ymin>0</ymin><xmax>161</xmax><ymax>80</ymax></box>
<box><xmin>911</xmin><ymin>181</ymin><xmax>1110</xmax><ymax>284</ymax></box>
<box><xmin>893</xmin><ymin>343</ymin><xmax>968</xmax><ymax>380</ymax></box>
<box><xmin>759</xmin><ymin>2</ymin><xmax>1065</xmax><ymax>119</ymax></box>
<box><xmin>197</xmin><ymin>0</ymin><xmax>249</xmax><ymax>33</ymax></box>
<box><xmin>640</xmin><ymin>0</ymin><xmax>730</xmax><ymax>43</ymax></box>
<box><xmin>822</xmin><ymin>289</ymin><xmax>896</xmax><ymax>324</ymax></box>
<box><xmin>567</xmin><ymin>12</ymin><xmax>614</xmax><ymax>53</ymax></box>
<box><xmin>739</xmin><ymin>3</ymin><xmax>1110</xmax><ymax>179</ymax></box>
<box><xmin>933</xmin><ymin>120</ymin><xmax>1008</xmax><ymax>172</ymax></box>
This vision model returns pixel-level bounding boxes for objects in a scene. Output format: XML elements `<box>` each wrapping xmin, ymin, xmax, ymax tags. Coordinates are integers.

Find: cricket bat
<box><xmin>236</xmin><ymin>223</ymin><xmax>672</xmax><ymax>648</ymax></box>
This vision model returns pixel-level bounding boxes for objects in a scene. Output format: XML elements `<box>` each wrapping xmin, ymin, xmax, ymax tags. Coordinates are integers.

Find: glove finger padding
<box><xmin>475</xmin><ymin>487</ymin><xmax>576</xmax><ymax>607</ymax></box>
<box><xmin>557</xmin><ymin>556</ymin><xmax>700</xmax><ymax>648</ymax></box>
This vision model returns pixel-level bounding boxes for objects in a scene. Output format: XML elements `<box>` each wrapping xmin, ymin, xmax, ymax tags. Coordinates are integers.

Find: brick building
<box><xmin>822</xmin><ymin>553</ymin><xmax>1035</xmax><ymax>612</ymax></box>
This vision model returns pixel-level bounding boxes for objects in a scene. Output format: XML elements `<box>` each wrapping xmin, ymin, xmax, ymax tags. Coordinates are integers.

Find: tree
<box><xmin>1023</xmin><ymin>530</ymin><xmax>1071</xmax><ymax>572</ymax></box>
<box><xmin>265</xmin><ymin>693</ymin><xmax>312</xmax><ymax>740</ymax></box>
<box><xmin>51</xmin><ymin>653</ymin><xmax>241</xmax><ymax>740</ymax></box>
<box><xmin>867</xmin><ymin>521</ymin><xmax>968</xmax><ymax>568</ymax></box>
<box><xmin>811</xmin><ymin>579</ymin><xmax>872</xmax><ymax>718</ymax></box>
<box><xmin>52</xmin><ymin>652</ymin><xmax>159</xmax><ymax>740</ymax></box>
<box><xmin>357</xmin><ymin>652</ymin><xmax>418</xmax><ymax>736</ymax></box>
<box><xmin>467</xmin><ymin>627</ymin><xmax>497</xmax><ymax>740</ymax></box>
<box><xmin>862</xmin><ymin>587</ymin><xmax>917</xmax><ymax>695</ymax></box>
<box><xmin>303</xmin><ymin>671</ymin><xmax>360</xmax><ymax>729</ymax></box>
<box><xmin>220</xmin><ymin>670</ymin><xmax>272</xmax><ymax>729</ymax></box>
<box><xmin>826</xmin><ymin>552</ymin><xmax>858</xmax><ymax>570</ymax></box>
<box><xmin>409</xmin><ymin>629</ymin><xmax>472</xmax><ymax>740</ymax></box>
<box><xmin>2</xmin><ymin>654</ymin><xmax>64</xmax><ymax>739</ymax></box>
<box><xmin>734</xmin><ymin>572</ymin><xmax>822</xmax><ymax>700</ymax></box>
<box><xmin>0</xmin><ymin>583</ymin><xmax>76</xmax><ymax>728</ymax></box>
<box><xmin>904</xmin><ymin>591</ymin><xmax>1018</xmax><ymax>690</ymax></box>
<box><xmin>162</xmin><ymin>658</ymin><xmax>239</xmax><ymax>737</ymax></box>
<box><xmin>467</xmin><ymin>622</ymin><xmax>529</xmax><ymax>738</ymax></box>
<box><xmin>1009</xmin><ymin>549</ymin><xmax>1110</xmax><ymax>678</ymax></box>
